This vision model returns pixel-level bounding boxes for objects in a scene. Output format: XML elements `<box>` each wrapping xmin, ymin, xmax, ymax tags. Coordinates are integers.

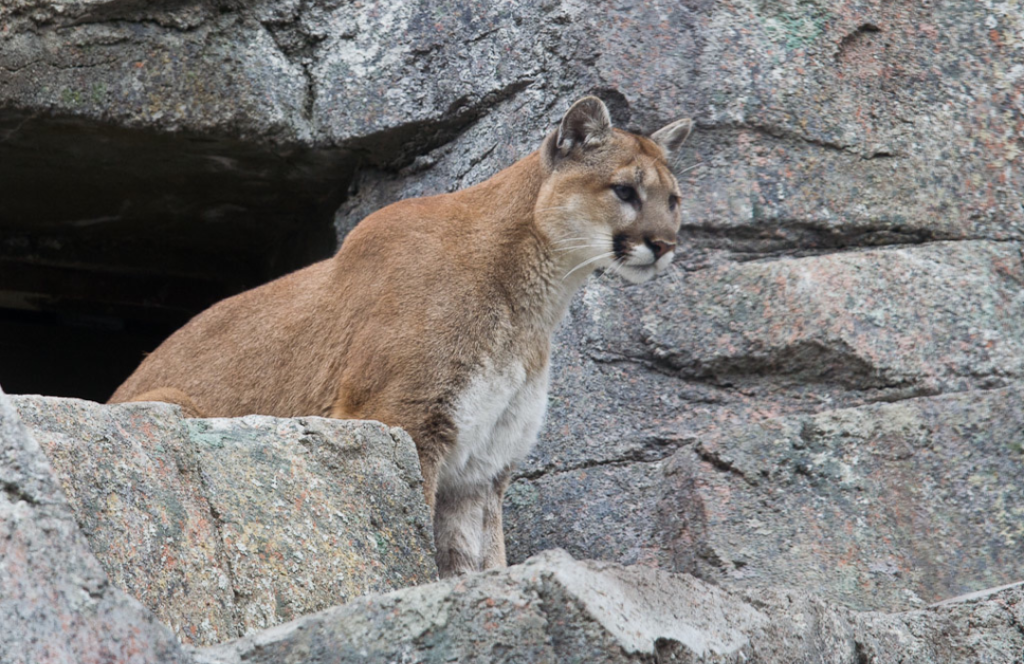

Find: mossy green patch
<box><xmin>90</xmin><ymin>82</ymin><xmax>107</xmax><ymax>104</ymax></box>
<box><xmin>762</xmin><ymin>11</ymin><xmax>828</xmax><ymax>50</ymax></box>
<box><xmin>60</xmin><ymin>88</ymin><xmax>83</xmax><ymax>106</ymax></box>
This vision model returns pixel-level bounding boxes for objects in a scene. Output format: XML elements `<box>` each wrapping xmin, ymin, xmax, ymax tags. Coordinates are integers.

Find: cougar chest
<box><xmin>440</xmin><ymin>359</ymin><xmax>549</xmax><ymax>490</ymax></box>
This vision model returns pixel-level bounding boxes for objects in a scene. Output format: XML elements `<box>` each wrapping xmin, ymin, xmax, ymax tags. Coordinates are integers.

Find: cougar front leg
<box><xmin>433</xmin><ymin>481</ymin><xmax>488</xmax><ymax>577</ymax></box>
<box><xmin>481</xmin><ymin>468</ymin><xmax>512</xmax><ymax>569</ymax></box>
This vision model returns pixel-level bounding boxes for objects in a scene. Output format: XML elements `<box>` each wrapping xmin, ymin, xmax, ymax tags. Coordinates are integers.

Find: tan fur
<box><xmin>110</xmin><ymin>97</ymin><xmax>690</xmax><ymax>577</ymax></box>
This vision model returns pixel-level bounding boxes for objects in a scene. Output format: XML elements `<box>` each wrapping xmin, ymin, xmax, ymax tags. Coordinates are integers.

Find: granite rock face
<box><xmin>0</xmin><ymin>386</ymin><xmax>190</xmax><ymax>664</ymax></box>
<box><xmin>12</xmin><ymin>396</ymin><xmax>436</xmax><ymax>646</ymax></box>
<box><xmin>3</xmin><ymin>1</ymin><xmax>1023</xmax><ymax>275</ymax></box>
<box><xmin>331</xmin><ymin>0</ymin><xmax>1024</xmax><ymax>244</ymax></box>
<box><xmin>488</xmin><ymin>1</ymin><xmax>1024</xmax><ymax>614</ymax></box>
<box><xmin>508</xmin><ymin>370</ymin><xmax>1024</xmax><ymax>610</ymax></box>
<box><xmin>193</xmin><ymin>549</ymin><xmax>1024</xmax><ymax>664</ymax></box>
<box><xmin>505</xmin><ymin>240</ymin><xmax>1024</xmax><ymax>610</ymax></box>
<box><xmin>4</xmin><ymin>0</ymin><xmax>1024</xmax><ymax>652</ymax></box>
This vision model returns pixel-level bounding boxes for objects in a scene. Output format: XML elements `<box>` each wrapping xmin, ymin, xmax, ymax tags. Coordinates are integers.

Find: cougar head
<box><xmin>537</xmin><ymin>96</ymin><xmax>692</xmax><ymax>284</ymax></box>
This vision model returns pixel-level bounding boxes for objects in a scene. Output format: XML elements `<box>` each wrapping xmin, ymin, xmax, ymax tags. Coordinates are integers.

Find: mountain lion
<box><xmin>110</xmin><ymin>96</ymin><xmax>692</xmax><ymax>577</ymax></box>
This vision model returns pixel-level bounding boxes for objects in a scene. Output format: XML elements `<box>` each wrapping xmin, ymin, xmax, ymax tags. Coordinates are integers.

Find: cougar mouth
<box><xmin>610</xmin><ymin>233</ymin><xmax>674</xmax><ymax>284</ymax></box>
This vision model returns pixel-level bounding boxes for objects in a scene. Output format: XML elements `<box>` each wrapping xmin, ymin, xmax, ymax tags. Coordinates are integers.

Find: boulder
<box><xmin>0</xmin><ymin>385</ymin><xmax>190</xmax><ymax>663</ymax></box>
<box><xmin>193</xmin><ymin>549</ymin><xmax>1024</xmax><ymax>664</ymax></box>
<box><xmin>3</xmin><ymin>384</ymin><xmax>1022</xmax><ymax>662</ymax></box>
<box><xmin>13</xmin><ymin>396</ymin><xmax>436</xmax><ymax>646</ymax></box>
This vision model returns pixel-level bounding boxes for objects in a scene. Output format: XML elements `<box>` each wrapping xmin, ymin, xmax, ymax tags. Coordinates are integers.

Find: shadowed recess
<box><xmin>0</xmin><ymin>111</ymin><xmax>356</xmax><ymax>400</ymax></box>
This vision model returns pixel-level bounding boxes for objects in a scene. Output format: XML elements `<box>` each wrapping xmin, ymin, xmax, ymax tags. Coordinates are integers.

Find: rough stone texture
<box><xmin>0</xmin><ymin>0</ymin><xmax>578</xmax><ymax>149</ymax></box>
<box><xmin>638</xmin><ymin>241</ymin><xmax>1024</xmax><ymax>394</ymax></box>
<box><xmin>330</xmin><ymin>0</ymin><xmax>1024</xmax><ymax>244</ymax></box>
<box><xmin>5</xmin><ymin>399</ymin><xmax>1021</xmax><ymax>664</ymax></box>
<box><xmin>0</xmin><ymin>385</ymin><xmax>190</xmax><ymax>664</ymax></box>
<box><xmin>193</xmin><ymin>549</ymin><xmax>1024</xmax><ymax>664</ymax></box>
<box><xmin>12</xmin><ymin>395</ymin><xmax>436</xmax><ymax>646</ymax></box>
<box><xmin>851</xmin><ymin>582</ymin><xmax>1024</xmax><ymax>663</ymax></box>
<box><xmin>190</xmin><ymin>549</ymin><xmax>827</xmax><ymax>664</ymax></box>
<box><xmin>507</xmin><ymin>274</ymin><xmax>1024</xmax><ymax>609</ymax></box>
<box><xmin>3</xmin><ymin>0</ymin><xmax>1023</xmax><ymax>285</ymax></box>
<box><xmin>4</xmin><ymin>0</ymin><xmax>1024</xmax><ymax>644</ymax></box>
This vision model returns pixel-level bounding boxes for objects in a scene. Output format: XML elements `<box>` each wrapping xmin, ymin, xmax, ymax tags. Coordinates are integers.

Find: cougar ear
<box><xmin>650</xmin><ymin>118</ymin><xmax>693</xmax><ymax>160</ymax></box>
<box><xmin>554</xmin><ymin>96</ymin><xmax>613</xmax><ymax>157</ymax></box>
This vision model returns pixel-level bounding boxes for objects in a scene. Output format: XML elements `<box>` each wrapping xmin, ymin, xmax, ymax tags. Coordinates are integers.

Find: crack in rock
<box><xmin>515</xmin><ymin>434</ymin><xmax>692</xmax><ymax>482</ymax></box>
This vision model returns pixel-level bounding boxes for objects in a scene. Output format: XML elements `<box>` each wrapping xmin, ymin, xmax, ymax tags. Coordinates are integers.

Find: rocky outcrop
<box><xmin>194</xmin><ymin>549</ymin><xmax>1024</xmax><ymax>664</ymax></box>
<box><xmin>4</xmin><ymin>0</ymin><xmax>1024</xmax><ymax>658</ymax></box>
<box><xmin>12</xmin><ymin>396</ymin><xmax>436</xmax><ymax>646</ymax></box>
<box><xmin>331</xmin><ymin>0</ymin><xmax>1024</xmax><ymax>245</ymax></box>
<box><xmin>3</xmin><ymin>1</ymin><xmax>1022</xmax><ymax>299</ymax></box>
<box><xmin>4</xmin><ymin>388</ymin><xmax>1023</xmax><ymax>662</ymax></box>
<box><xmin>506</xmin><ymin>242</ymin><xmax>1024</xmax><ymax>610</ymax></box>
<box><xmin>0</xmin><ymin>386</ymin><xmax>190</xmax><ymax>663</ymax></box>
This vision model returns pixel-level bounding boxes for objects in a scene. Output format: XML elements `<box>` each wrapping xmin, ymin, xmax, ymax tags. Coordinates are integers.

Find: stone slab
<box><xmin>0</xmin><ymin>386</ymin><xmax>190</xmax><ymax>663</ymax></box>
<box><xmin>193</xmin><ymin>549</ymin><xmax>1024</xmax><ymax>664</ymax></box>
<box><xmin>507</xmin><ymin>384</ymin><xmax>1024</xmax><ymax>611</ymax></box>
<box><xmin>14</xmin><ymin>396</ymin><xmax>436</xmax><ymax>645</ymax></box>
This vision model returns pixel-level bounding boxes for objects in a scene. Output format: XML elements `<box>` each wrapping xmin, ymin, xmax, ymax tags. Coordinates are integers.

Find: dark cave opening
<box><xmin>0</xmin><ymin>308</ymin><xmax>186</xmax><ymax>403</ymax></box>
<box><xmin>0</xmin><ymin>112</ymin><xmax>355</xmax><ymax>402</ymax></box>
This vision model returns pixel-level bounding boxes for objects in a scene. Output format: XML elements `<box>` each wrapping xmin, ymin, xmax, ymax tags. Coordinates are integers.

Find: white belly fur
<box><xmin>441</xmin><ymin>360</ymin><xmax>549</xmax><ymax>490</ymax></box>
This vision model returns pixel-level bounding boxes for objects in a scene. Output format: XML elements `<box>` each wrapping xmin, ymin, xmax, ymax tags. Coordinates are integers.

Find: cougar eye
<box><xmin>668</xmin><ymin>195</ymin><xmax>680</xmax><ymax>211</ymax></box>
<box><xmin>613</xmin><ymin>185</ymin><xmax>638</xmax><ymax>203</ymax></box>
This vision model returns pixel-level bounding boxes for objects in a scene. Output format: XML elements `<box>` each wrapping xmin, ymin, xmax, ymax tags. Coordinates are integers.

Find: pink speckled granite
<box><xmin>13</xmin><ymin>396</ymin><xmax>436</xmax><ymax>646</ymax></box>
<box><xmin>507</xmin><ymin>241</ymin><xmax>1024</xmax><ymax>611</ymax></box>
<box><xmin>0</xmin><ymin>386</ymin><xmax>189</xmax><ymax>663</ymax></box>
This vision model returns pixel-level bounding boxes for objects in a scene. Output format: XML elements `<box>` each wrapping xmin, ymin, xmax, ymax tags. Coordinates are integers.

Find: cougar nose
<box><xmin>646</xmin><ymin>239</ymin><xmax>676</xmax><ymax>260</ymax></box>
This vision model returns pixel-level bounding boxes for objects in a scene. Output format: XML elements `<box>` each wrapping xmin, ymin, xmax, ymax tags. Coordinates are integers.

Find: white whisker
<box><xmin>563</xmin><ymin>252</ymin><xmax>614</xmax><ymax>281</ymax></box>
<box><xmin>551</xmin><ymin>235</ymin><xmax>613</xmax><ymax>253</ymax></box>
<box><xmin>661</xmin><ymin>263</ymin><xmax>673</xmax><ymax>283</ymax></box>
<box><xmin>600</xmin><ymin>256</ymin><xmax>625</xmax><ymax>283</ymax></box>
<box><xmin>551</xmin><ymin>233</ymin><xmax>612</xmax><ymax>244</ymax></box>
<box><xmin>668</xmin><ymin>262</ymin><xmax>683</xmax><ymax>286</ymax></box>
<box><xmin>677</xmin><ymin>161</ymin><xmax>704</xmax><ymax>176</ymax></box>
<box><xmin>551</xmin><ymin>237</ymin><xmax>608</xmax><ymax>246</ymax></box>
<box><xmin>554</xmin><ymin>244</ymin><xmax>608</xmax><ymax>254</ymax></box>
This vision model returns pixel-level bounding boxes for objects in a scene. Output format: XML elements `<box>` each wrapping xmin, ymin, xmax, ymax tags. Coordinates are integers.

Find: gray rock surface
<box><xmin>4</xmin><ymin>0</ymin><xmax>1024</xmax><ymax>652</ymax></box>
<box><xmin>13</xmin><ymin>396</ymin><xmax>436</xmax><ymax>646</ymax></box>
<box><xmin>193</xmin><ymin>549</ymin><xmax>1024</xmax><ymax>664</ymax></box>
<box><xmin>0</xmin><ymin>385</ymin><xmax>190</xmax><ymax>663</ymax></box>
<box><xmin>509</xmin><ymin>374</ymin><xmax>1024</xmax><ymax>610</ymax></box>
<box><xmin>471</xmin><ymin>1</ymin><xmax>1024</xmax><ymax>615</ymax></box>
<box><xmin>331</xmin><ymin>0</ymin><xmax>1024</xmax><ymax>243</ymax></box>
<box><xmin>3</xmin><ymin>0</ymin><xmax>1023</xmax><ymax>275</ymax></box>
<box><xmin>505</xmin><ymin>242</ymin><xmax>1024</xmax><ymax>610</ymax></box>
